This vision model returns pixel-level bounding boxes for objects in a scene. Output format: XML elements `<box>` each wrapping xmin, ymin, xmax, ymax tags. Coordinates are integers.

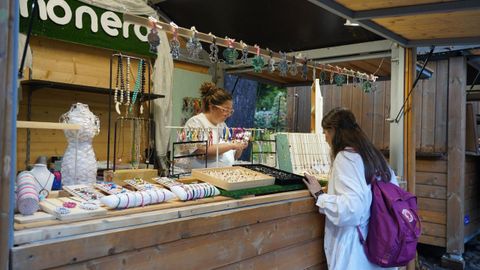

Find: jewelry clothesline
<box><xmin>123</xmin><ymin>13</ymin><xmax>378</xmax><ymax>82</ymax></box>
<box><xmin>165</xmin><ymin>126</ymin><xmax>268</xmax><ymax>131</ymax></box>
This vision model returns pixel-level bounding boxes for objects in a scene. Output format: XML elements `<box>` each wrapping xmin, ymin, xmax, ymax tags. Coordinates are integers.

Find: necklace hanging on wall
<box><xmin>130</xmin><ymin>59</ymin><xmax>145</xmax><ymax>113</ymax></box>
<box><xmin>170</xmin><ymin>22</ymin><xmax>180</xmax><ymax>59</ymax></box>
<box><xmin>267</xmin><ymin>49</ymin><xmax>275</xmax><ymax>73</ymax></box>
<box><xmin>208</xmin><ymin>34</ymin><xmax>219</xmax><ymax>63</ymax></box>
<box><xmin>114</xmin><ymin>55</ymin><xmax>123</xmax><ymax>115</ymax></box>
<box><xmin>278</xmin><ymin>51</ymin><xmax>288</xmax><ymax>77</ymax></box>
<box><xmin>251</xmin><ymin>45</ymin><xmax>265</xmax><ymax>73</ymax></box>
<box><xmin>240</xmin><ymin>41</ymin><xmax>249</xmax><ymax>64</ymax></box>
<box><xmin>289</xmin><ymin>55</ymin><xmax>298</xmax><ymax>76</ymax></box>
<box><xmin>139</xmin><ymin>60</ymin><xmax>146</xmax><ymax>114</ymax></box>
<box><xmin>186</xmin><ymin>26</ymin><xmax>203</xmax><ymax>60</ymax></box>
<box><xmin>125</xmin><ymin>57</ymin><xmax>131</xmax><ymax>107</ymax></box>
<box><xmin>223</xmin><ymin>38</ymin><xmax>238</xmax><ymax>65</ymax></box>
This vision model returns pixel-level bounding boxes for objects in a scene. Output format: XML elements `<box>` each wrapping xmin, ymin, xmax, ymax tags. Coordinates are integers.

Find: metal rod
<box><xmin>107</xmin><ymin>55</ymin><xmax>113</xmax><ymax>170</ymax></box>
<box><xmin>18</xmin><ymin>0</ymin><xmax>38</xmax><ymax>79</ymax></box>
<box><xmin>393</xmin><ymin>46</ymin><xmax>435</xmax><ymax>123</ymax></box>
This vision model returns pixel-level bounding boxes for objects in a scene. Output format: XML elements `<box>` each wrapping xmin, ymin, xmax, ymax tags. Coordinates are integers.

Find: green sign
<box><xmin>19</xmin><ymin>0</ymin><xmax>153</xmax><ymax>56</ymax></box>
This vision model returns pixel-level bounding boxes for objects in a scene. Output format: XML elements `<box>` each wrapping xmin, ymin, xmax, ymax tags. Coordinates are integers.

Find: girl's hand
<box><xmin>303</xmin><ymin>173</ymin><xmax>323</xmax><ymax>198</ymax></box>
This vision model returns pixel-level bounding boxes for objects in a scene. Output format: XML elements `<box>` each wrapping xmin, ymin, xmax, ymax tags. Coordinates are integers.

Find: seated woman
<box><xmin>184</xmin><ymin>82</ymin><xmax>247</xmax><ymax>168</ymax></box>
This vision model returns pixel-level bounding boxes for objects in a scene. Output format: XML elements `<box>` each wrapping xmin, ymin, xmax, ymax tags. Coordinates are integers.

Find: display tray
<box><xmin>191</xmin><ymin>167</ymin><xmax>275</xmax><ymax>191</ymax></box>
<box><xmin>235</xmin><ymin>164</ymin><xmax>306</xmax><ymax>185</ymax></box>
<box><xmin>219</xmin><ymin>180</ymin><xmax>328</xmax><ymax>199</ymax></box>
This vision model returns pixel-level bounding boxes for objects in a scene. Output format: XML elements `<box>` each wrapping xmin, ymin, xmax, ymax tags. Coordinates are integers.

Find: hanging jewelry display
<box><xmin>278</xmin><ymin>51</ymin><xmax>288</xmax><ymax>77</ymax></box>
<box><xmin>267</xmin><ymin>49</ymin><xmax>275</xmax><ymax>73</ymax></box>
<box><xmin>301</xmin><ymin>58</ymin><xmax>308</xmax><ymax>80</ymax></box>
<box><xmin>147</xmin><ymin>21</ymin><xmax>160</xmax><ymax>54</ymax></box>
<box><xmin>329</xmin><ymin>72</ymin><xmax>334</xmax><ymax>84</ymax></box>
<box><xmin>126</xmin><ymin>57</ymin><xmax>131</xmax><ymax>107</ymax></box>
<box><xmin>169</xmin><ymin>22</ymin><xmax>181</xmax><ymax>59</ymax></box>
<box><xmin>114</xmin><ymin>55</ymin><xmax>123</xmax><ymax>115</ymax></box>
<box><xmin>289</xmin><ymin>55</ymin><xmax>298</xmax><ymax>76</ymax></box>
<box><xmin>240</xmin><ymin>41</ymin><xmax>249</xmax><ymax>64</ymax></box>
<box><xmin>139</xmin><ymin>60</ymin><xmax>147</xmax><ymax>115</ymax></box>
<box><xmin>208</xmin><ymin>34</ymin><xmax>219</xmax><ymax>63</ymax></box>
<box><xmin>319</xmin><ymin>70</ymin><xmax>327</xmax><ymax>84</ymax></box>
<box><xmin>223</xmin><ymin>38</ymin><xmax>239</xmax><ymax>65</ymax></box>
<box><xmin>251</xmin><ymin>45</ymin><xmax>265</xmax><ymax>73</ymax></box>
<box><xmin>362</xmin><ymin>80</ymin><xmax>372</xmax><ymax>93</ymax></box>
<box><xmin>186</xmin><ymin>26</ymin><xmax>203</xmax><ymax>60</ymax></box>
<box><xmin>334</xmin><ymin>68</ymin><xmax>346</xmax><ymax>86</ymax></box>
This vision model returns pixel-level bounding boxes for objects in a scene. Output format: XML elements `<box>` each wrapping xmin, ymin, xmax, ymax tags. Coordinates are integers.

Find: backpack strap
<box><xmin>356</xmin><ymin>225</ymin><xmax>366</xmax><ymax>245</ymax></box>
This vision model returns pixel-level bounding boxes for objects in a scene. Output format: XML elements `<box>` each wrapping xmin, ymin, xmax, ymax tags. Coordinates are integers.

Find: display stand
<box><xmin>106</xmin><ymin>53</ymin><xmax>163</xmax><ymax>170</ymax></box>
<box><xmin>170</xmin><ymin>140</ymin><xmax>208</xmax><ymax>177</ymax></box>
<box><xmin>250</xmin><ymin>139</ymin><xmax>276</xmax><ymax>167</ymax></box>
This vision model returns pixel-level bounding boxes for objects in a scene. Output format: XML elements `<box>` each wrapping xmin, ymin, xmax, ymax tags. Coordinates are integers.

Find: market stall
<box><xmin>3</xmin><ymin>0</ymin><xmax>480</xmax><ymax>269</ymax></box>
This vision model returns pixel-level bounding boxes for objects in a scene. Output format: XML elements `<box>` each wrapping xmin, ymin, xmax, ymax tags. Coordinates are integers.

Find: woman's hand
<box><xmin>230</xmin><ymin>141</ymin><xmax>248</xmax><ymax>151</ymax></box>
<box><xmin>303</xmin><ymin>173</ymin><xmax>323</xmax><ymax>198</ymax></box>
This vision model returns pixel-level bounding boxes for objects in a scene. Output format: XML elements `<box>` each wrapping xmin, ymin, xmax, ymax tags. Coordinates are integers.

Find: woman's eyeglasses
<box><xmin>214</xmin><ymin>105</ymin><xmax>234</xmax><ymax>115</ymax></box>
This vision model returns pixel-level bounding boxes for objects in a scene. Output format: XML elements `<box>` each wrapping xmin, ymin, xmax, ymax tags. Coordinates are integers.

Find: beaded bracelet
<box><xmin>55</xmin><ymin>206</ymin><xmax>71</xmax><ymax>216</ymax></box>
<box><xmin>62</xmin><ymin>201</ymin><xmax>77</xmax><ymax>208</ymax></box>
<box><xmin>125</xmin><ymin>193</ymin><xmax>130</xmax><ymax>208</ymax></box>
<box><xmin>115</xmin><ymin>195</ymin><xmax>122</xmax><ymax>209</ymax></box>
<box><xmin>140</xmin><ymin>192</ymin><xmax>145</xmax><ymax>206</ymax></box>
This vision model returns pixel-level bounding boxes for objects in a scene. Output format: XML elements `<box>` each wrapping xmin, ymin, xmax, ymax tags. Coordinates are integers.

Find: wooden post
<box><xmin>0</xmin><ymin>0</ymin><xmax>18</xmax><ymax>268</ymax></box>
<box><xmin>403</xmin><ymin>48</ymin><xmax>416</xmax><ymax>270</ymax></box>
<box><xmin>442</xmin><ymin>57</ymin><xmax>466</xmax><ymax>269</ymax></box>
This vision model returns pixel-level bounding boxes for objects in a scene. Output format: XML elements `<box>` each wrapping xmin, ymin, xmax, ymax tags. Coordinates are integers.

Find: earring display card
<box><xmin>94</xmin><ymin>183</ymin><xmax>131</xmax><ymax>195</ymax></box>
<box><xmin>124</xmin><ymin>179</ymin><xmax>161</xmax><ymax>191</ymax></box>
<box><xmin>39</xmin><ymin>198</ymin><xmax>107</xmax><ymax>221</ymax></box>
<box><xmin>191</xmin><ymin>167</ymin><xmax>274</xmax><ymax>191</ymax></box>
<box><xmin>63</xmin><ymin>185</ymin><xmax>105</xmax><ymax>202</ymax></box>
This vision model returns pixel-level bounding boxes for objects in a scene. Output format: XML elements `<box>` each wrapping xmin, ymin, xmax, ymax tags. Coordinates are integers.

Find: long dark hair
<box><xmin>322</xmin><ymin>107</ymin><xmax>391</xmax><ymax>184</ymax></box>
<box><xmin>199</xmin><ymin>82</ymin><xmax>232</xmax><ymax>112</ymax></box>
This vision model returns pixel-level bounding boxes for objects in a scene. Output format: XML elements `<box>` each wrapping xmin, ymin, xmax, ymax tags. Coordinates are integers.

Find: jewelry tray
<box><xmin>234</xmin><ymin>164</ymin><xmax>306</xmax><ymax>185</ymax></box>
<box><xmin>191</xmin><ymin>167</ymin><xmax>275</xmax><ymax>191</ymax></box>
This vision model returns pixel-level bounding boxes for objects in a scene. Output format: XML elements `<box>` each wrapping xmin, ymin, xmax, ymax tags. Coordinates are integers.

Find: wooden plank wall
<box><xmin>321</xmin><ymin>81</ymin><xmax>390</xmax><ymax>150</ymax></box>
<box><xmin>11</xmin><ymin>198</ymin><xmax>326</xmax><ymax>270</ymax></box>
<box><xmin>416</xmin><ymin>159</ymin><xmax>447</xmax><ymax>247</ymax></box>
<box><xmin>17</xmin><ymin>37</ymin><xmax>207</xmax><ymax>170</ymax></box>
<box><xmin>287</xmin><ymin>87</ymin><xmax>312</xmax><ymax>133</ymax></box>
<box><xmin>319</xmin><ymin>60</ymin><xmax>449</xmax><ymax>153</ymax></box>
<box><xmin>464</xmin><ymin>156</ymin><xmax>480</xmax><ymax>240</ymax></box>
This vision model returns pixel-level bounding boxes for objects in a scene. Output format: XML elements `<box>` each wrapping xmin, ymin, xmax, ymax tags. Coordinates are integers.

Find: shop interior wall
<box><xmin>17</xmin><ymin>36</ymin><xmax>210</xmax><ymax>171</ymax></box>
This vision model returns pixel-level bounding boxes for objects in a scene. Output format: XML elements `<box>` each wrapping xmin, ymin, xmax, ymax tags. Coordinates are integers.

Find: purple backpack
<box><xmin>357</xmin><ymin>174</ymin><xmax>421</xmax><ymax>267</ymax></box>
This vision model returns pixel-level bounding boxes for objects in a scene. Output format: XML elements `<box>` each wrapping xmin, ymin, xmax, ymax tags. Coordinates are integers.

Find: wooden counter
<box><xmin>11</xmin><ymin>190</ymin><xmax>326</xmax><ymax>270</ymax></box>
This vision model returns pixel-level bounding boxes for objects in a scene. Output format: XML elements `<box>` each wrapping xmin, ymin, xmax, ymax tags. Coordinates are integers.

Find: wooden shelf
<box><xmin>17</xmin><ymin>121</ymin><xmax>81</xmax><ymax>130</ymax></box>
<box><xmin>21</xmin><ymin>79</ymin><xmax>165</xmax><ymax>101</ymax></box>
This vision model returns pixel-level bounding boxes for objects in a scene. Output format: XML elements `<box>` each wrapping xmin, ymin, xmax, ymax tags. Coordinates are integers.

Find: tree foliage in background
<box><xmin>254</xmin><ymin>83</ymin><xmax>287</xmax><ymax>131</ymax></box>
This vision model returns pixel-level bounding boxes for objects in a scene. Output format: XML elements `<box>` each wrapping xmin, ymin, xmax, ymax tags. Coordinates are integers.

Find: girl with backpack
<box><xmin>303</xmin><ymin>107</ymin><xmax>405</xmax><ymax>270</ymax></box>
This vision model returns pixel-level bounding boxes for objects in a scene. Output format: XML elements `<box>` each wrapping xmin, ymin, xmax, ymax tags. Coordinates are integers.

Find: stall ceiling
<box><xmin>153</xmin><ymin>0</ymin><xmax>480</xmax><ymax>85</ymax></box>
<box><xmin>310</xmin><ymin>0</ymin><xmax>480</xmax><ymax>46</ymax></box>
<box><xmin>153</xmin><ymin>0</ymin><xmax>383</xmax><ymax>52</ymax></box>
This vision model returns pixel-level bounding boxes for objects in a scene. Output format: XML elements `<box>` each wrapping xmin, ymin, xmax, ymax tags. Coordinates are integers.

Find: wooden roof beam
<box><xmin>353</xmin><ymin>0</ymin><xmax>480</xmax><ymax>20</ymax></box>
<box><xmin>307</xmin><ymin>0</ymin><xmax>409</xmax><ymax>46</ymax></box>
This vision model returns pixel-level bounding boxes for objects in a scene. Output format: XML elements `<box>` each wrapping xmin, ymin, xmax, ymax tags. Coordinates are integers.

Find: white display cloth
<box><xmin>316</xmin><ymin>151</ymin><xmax>397</xmax><ymax>270</ymax></box>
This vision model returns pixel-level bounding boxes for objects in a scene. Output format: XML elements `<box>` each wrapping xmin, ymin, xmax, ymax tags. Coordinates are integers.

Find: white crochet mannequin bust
<box><xmin>60</xmin><ymin>103</ymin><xmax>100</xmax><ymax>186</ymax></box>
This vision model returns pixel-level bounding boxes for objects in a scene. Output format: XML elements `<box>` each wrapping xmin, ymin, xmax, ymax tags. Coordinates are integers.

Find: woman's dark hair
<box><xmin>199</xmin><ymin>82</ymin><xmax>232</xmax><ymax>112</ymax></box>
<box><xmin>322</xmin><ymin>107</ymin><xmax>391</xmax><ymax>184</ymax></box>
